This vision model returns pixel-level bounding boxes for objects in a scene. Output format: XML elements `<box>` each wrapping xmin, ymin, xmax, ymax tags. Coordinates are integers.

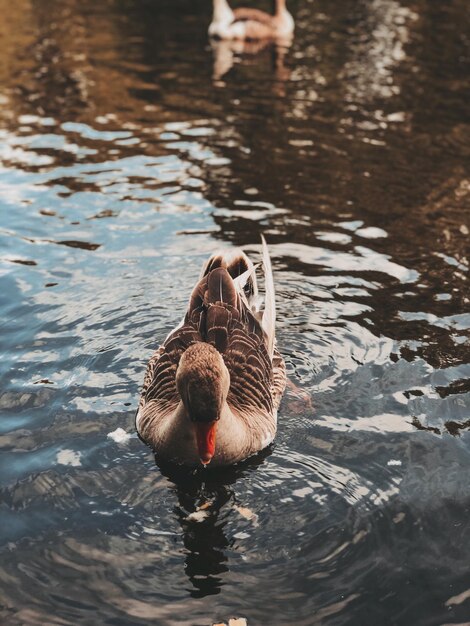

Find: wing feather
<box><xmin>139</xmin><ymin>240</ymin><xmax>284</xmax><ymax>437</ymax></box>
<box><xmin>261</xmin><ymin>235</ymin><xmax>276</xmax><ymax>358</ymax></box>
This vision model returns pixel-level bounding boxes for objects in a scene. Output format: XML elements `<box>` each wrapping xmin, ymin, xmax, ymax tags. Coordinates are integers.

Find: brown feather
<box><xmin>233</xmin><ymin>7</ymin><xmax>275</xmax><ymax>26</ymax></box>
<box><xmin>137</xmin><ymin>248</ymin><xmax>287</xmax><ymax>464</ymax></box>
<box><xmin>206</xmin><ymin>267</ymin><xmax>238</xmax><ymax>307</ymax></box>
<box><xmin>241</xmin><ymin>20</ymin><xmax>275</xmax><ymax>40</ymax></box>
<box><xmin>142</xmin><ymin>266</ymin><xmax>275</xmax><ymax>416</ymax></box>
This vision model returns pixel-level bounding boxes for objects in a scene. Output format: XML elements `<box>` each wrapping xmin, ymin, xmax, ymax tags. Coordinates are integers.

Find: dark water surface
<box><xmin>1</xmin><ymin>0</ymin><xmax>469</xmax><ymax>624</ymax></box>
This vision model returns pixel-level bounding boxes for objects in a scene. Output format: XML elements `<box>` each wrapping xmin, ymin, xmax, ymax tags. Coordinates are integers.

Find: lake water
<box><xmin>0</xmin><ymin>0</ymin><xmax>469</xmax><ymax>624</ymax></box>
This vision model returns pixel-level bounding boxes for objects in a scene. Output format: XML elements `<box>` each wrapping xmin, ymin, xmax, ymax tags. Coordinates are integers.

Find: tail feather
<box><xmin>206</xmin><ymin>267</ymin><xmax>237</xmax><ymax>307</ymax></box>
<box><xmin>198</xmin><ymin>253</ymin><xmax>225</xmax><ymax>279</ymax></box>
<box><xmin>194</xmin><ymin>239</ymin><xmax>277</xmax><ymax>359</ymax></box>
<box><xmin>233</xmin><ymin>263</ymin><xmax>258</xmax><ymax>308</ymax></box>
<box><xmin>200</xmin><ymin>248</ymin><xmax>259</xmax><ymax>306</ymax></box>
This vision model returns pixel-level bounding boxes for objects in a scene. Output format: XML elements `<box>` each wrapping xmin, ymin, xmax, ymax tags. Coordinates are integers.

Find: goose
<box><xmin>209</xmin><ymin>0</ymin><xmax>294</xmax><ymax>42</ymax></box>
<box><xmin>136</xmin><ymin>238</ymin><xmax>286</xmax><ymax>466</ymax></box>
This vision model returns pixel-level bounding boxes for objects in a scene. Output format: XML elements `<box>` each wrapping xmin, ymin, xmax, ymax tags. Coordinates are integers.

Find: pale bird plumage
<box><xmin>261</xmin><ymin>234</ymin><xmax>276</xmax><ymax>358</ymax></box>
<box><xmin>209</xmin><ymin>0</ymin><xmax>294</xmax><ymax>42</ymax></box>
<box><xmin>136</xmin><ymin>239</ymin><xmax>286</xmax><ymax>466</ymax></box>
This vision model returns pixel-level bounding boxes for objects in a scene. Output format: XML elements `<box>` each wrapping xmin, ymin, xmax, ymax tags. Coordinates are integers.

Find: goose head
<box><xmin>176</xmin><ymin>342</ymin><xmax>230</xmax><ymax>465</ymax></box>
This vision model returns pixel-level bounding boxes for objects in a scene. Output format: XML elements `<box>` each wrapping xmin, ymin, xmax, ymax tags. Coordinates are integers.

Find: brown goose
<box><xmin>136</xmin><ymin>238</ymin><xmax>286</xmax><ymax>466</ymax></box>
<box><xmin>209</xmin><ymin>0</ymin><xmax>294</xmax><ymax>41</ymax></box>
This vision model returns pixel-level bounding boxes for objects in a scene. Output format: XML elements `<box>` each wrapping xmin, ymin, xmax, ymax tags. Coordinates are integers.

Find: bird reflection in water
<box><xmin>156</xmin><ymin>449</ymin><xmax>271</xmax><ymax>598</ymax></box>
<box><xmin>211</xmin><ymin>38</ymin><xmax>292</xmax><ymax>97</ymax></box>
<box><xmin>209</xmin><ymin>0</ymin><xmax>294</xmax><ymax>89</ymax></box>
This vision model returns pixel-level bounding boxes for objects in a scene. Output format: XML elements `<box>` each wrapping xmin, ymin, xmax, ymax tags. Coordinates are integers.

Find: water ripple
<box><xmin>0</xmin><ymin>0</ymin><xmax>469</xmax><ymax>624</ymax></box>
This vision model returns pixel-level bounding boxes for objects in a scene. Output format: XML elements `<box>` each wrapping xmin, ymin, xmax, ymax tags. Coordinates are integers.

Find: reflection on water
<box><xmin>211</xmin><ymin>38</ymin><xmax>291</xmax><ymax>89</ymax></box>
<box><xmin>341</xmin><ymin>0</ymin><xmax>418</xmax><ymax>102</ymax></box>
<box><xmin>0</xmin><ymin>0</ymin><xmax>469</xmax><ymax>624</ymax></box>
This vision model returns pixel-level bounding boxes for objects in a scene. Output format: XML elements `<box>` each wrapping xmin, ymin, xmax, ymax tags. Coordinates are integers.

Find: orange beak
<box><xmin>195</xmin><ymin>421</ymin><xmax>218</xmax><ymax>465</ymax></box>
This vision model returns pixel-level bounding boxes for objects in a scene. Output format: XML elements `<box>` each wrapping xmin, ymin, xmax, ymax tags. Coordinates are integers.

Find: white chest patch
<box><xmin>261</xmin><ymin>430</ymin><xmax>274</xmax><ymax>449</ymax></box>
